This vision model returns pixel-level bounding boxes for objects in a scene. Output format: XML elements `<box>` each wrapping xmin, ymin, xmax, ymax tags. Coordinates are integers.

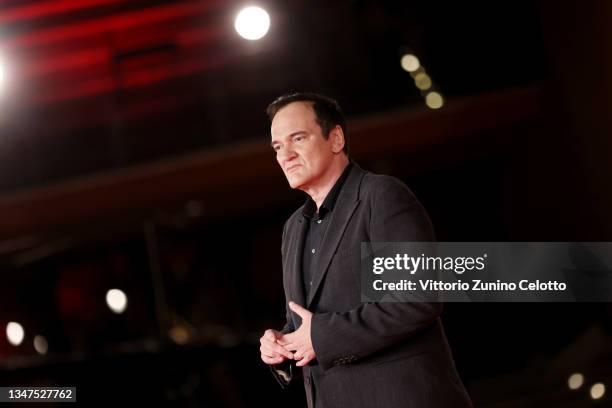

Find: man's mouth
<box><xmin>286</xmin><ymin>164</ymin><xmax>300</xmax><ymax>173</ymax></box>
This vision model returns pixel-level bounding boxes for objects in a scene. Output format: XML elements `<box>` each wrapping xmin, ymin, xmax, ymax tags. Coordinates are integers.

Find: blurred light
<box><xmin>425</xmin><ymin>92</ymin><xmax>444</xmax><ymax>109</ymax></box>
<box><xmin>33</xmin><ymin>335</ymin><xmax>48</xmax><ymax>355</ymax></box>
<box><xmin>414</xmin><ymin>73</ymin><xmax>432</xmax><ymax>90</ymax></box>
<box><xmin>6</xmin><ymin>322</ymin><xmax>24</xmax><ymax>346</ymax></box>
<box><xmin>106</xmin><ymin>288</ymin><xmax>128</xmax><ymax>314</ymax></box>
<box><xmin>568</xmin><ymin>373</ymin><xmax>584</xmax><ymax>390</ymax></box>
<box><xmin>235</xmin><ymin>6</ymin><xmax>270</xmax><ymax>40</ymax></box>
<box><xmin>400</xmin><ymin>54</ymin><xmax>420</xmax><ymax>72</ymax></box>
<box><xmin>169</xmin><ymin>325</ymin><xmax>190</xmax><ymax>345</ymax></box>
<box><xmin>185</xmin><ymin>200</ymin><xmax>203</xmax><ymax>218</ymax></box>
<box><xmin>590</xmin><ymin>383</ymin><xmax>606</xmax><ymax>400</ymax></box>
<box><xmin>408</xmin><ymin>66</ymin><xmax>424</xmax><ymax>79</ymax></box>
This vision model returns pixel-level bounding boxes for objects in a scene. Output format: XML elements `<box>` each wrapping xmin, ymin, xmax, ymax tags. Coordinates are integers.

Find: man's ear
<box><xmin>329</xmin><ymin>125</ymin><xmax>345</xmax><ymax>154</ymax></box>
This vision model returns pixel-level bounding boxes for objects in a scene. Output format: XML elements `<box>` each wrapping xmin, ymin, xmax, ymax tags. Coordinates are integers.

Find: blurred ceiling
<box><xmin>0</xmin><ymin>0</ymin><xmax>548</xmax><ymax>192</ymax></box>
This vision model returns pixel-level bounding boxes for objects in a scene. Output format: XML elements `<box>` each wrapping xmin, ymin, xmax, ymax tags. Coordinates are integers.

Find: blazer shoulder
<box><xmin>360</xmin><ymin>171</ymin><xmax>414</xmax><ymax>198</ymax></box>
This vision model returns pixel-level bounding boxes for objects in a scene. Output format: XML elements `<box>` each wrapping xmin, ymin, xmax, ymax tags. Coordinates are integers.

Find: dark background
<box><xmin>0</xmin><ymin>0</ymin><xmax>611</xmax><ymax>406</ymax></box>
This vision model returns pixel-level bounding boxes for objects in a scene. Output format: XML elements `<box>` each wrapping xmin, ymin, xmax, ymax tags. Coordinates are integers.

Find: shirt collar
<box><xmin>302</xmin><ymin>163</ymin><xmax>352</xmax><ymax>219</ymax></box>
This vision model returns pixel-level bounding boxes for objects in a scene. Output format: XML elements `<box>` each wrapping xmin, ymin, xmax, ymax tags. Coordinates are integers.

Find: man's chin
<box><xmin>286</xmin><ymin>176</ymin><xmax>305</xmax><ymax>190</ymax></box>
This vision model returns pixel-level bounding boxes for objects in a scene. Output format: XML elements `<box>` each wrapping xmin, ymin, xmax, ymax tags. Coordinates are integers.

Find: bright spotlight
<box><xmin>235</xmin><ymin>6</ymin><xmax>270</xmax><ymax>40</ymax></box>
<box><xmin>567</xmin><ymin>373</ymin><xmax>584</xmax><ymax>390</ymax></box>
<box><xmin>400</xmin><ymin>54</ymin><xmax>420</xmax><ymax>72</ymax></box>
<box><xmin>106</xmin><ymin>288</ymin><xmax>128</xmax><ymax>314</ymax></box>
<box><xmin>425</xmin><ymin>91</ymin><xmax>444</xmax><ymax>109</ymax></box>
<box><xmin>6</xmin><ymin>322</ymin><xmax>25</xmax><ymax>346</ymax></box>
<box><xmin>33</xmin><ymin>335</ymin><xmax>49</xmax><ymax>355</ymax></box>
<box><xmin>590</xmin><ymin>383</ymin><xmax>606</xmax><ymax>400</ymax></box>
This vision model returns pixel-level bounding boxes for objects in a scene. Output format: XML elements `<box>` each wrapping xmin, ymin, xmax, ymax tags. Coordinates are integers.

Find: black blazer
<box><xmin>276</xmin><ymin>163</ymin><xmax>472</xmax><ymax>408</ymax></box>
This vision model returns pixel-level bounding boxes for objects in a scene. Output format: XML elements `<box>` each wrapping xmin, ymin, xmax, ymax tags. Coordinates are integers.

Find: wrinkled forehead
<box><xmin>271</xmin><ymin>101</ymin><xmax>318</xmax><ymax>137</ymax></box>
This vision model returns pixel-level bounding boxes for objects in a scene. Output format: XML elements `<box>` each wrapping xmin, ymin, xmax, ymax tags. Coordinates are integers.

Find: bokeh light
<box><xmin>234</xmin><ymin>6</ymin><xmax>270</xmax><ymax>40</ymax></box>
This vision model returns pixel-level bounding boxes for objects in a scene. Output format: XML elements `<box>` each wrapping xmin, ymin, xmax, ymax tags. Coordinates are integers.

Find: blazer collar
<box><xmin>306</xmin><ymin>163</ymin><xmax>365</xmax><ymax>307</ymax></box>
<box><xmin>287</xmin><ymin>219</ymin><xmax>308</xmax><ymax>309</ymax></box>
<box><xmin>285</xmin><ymin>163</ymin><xmax>366</xmax><ymax>315</ymax></box>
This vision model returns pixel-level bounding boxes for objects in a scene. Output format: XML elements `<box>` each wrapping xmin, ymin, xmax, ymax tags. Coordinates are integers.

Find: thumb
<box><xmin>289</xmin><ymin>301</ymin><xmax>309</xmax><ymax>318</ymax></box>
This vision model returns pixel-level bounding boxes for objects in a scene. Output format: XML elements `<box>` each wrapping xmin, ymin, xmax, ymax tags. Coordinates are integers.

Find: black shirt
<box><xmin>301</xmin><ymin>163</ymin><xmax>353</xmax><ymax>298</ymax></box>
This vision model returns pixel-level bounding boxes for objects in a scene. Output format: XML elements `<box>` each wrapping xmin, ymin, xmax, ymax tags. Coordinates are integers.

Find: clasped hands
<box><xmin>260</xmin><ymin>301</ymin><xmax>316</xmax><ymax>367</ymax></box>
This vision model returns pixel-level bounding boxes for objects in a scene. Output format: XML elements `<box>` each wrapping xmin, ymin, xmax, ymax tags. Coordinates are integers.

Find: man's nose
<box><xmin>278</xmin><ymin>146</ymin><xmax>297</xmax><ymax>162</ymax></box>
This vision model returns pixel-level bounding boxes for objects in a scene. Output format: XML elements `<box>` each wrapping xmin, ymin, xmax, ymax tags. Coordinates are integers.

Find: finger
<box><xmin>260</xmin><ymin>343</ymin><xmax>277</xmax><ymax>359</ymax></box>
<box><xmin>260</xmin><ymin>342</ymin><xmax>278</xmax><ymax>358</ymax></box>
<box><xmin>276</xmin><ymin>335</ymin><xmax>290</xmax><ymax>346</ymax></box>
<box><xmin>271</xmin><ymin>342</ymin><xmax>294</xmax><ymax>359</ymax></box>
<box><xmin>261</xmin><ymin>354</ymin><xmax>285</xmax><ymax>365</ymax></box>
<box><xmin>288</xmin><ymin>301</ymin><xmax>309</xmax><ymax>318</ymax></box>
<box><xmin>278</xmin><ymin>332</ymin><xmax>293</xmax><ymax>345</ymax></box>
<box><xmin>260</xmin><ymin>337</ymin><xmax>294</xmax><ymax>358</ymax></box>
<box><xmin>260</xmin><ymin>336</ymin><xmax>275</xmax><ymax>347</ymax></box>
<box><xmin>264</xmin><ymin>329</ymin><xmax>278</xmax><ymax>341</ymax></box>
<box><xmin>296</xmin><ymin>353</ymin><xmax>314</xmax><ymax>367</ymax></box>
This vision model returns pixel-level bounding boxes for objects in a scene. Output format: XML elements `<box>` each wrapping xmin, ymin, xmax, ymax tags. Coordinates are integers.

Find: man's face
<box><xmin>271</xmin><ymin>102</ymin><xmax>337</xmax><ymax>190</ymax></box>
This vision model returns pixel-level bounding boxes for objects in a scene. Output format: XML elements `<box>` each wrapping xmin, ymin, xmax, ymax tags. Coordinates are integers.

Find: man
<box><xmin>260</xmin><ymin>92</ymin><xmax>472</xmax><ymax>408</ymax></box>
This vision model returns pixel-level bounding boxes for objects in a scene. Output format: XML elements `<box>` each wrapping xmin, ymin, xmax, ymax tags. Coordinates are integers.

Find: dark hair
<box><xmin>266</xmin><ymin>92</ymin><xmax>349</xmax><ymax>154</ymax></box>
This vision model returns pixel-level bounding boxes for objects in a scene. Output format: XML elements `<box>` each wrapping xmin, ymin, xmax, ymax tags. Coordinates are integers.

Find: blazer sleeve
<box><xmin>311</xmin><ymin>176</ymin><xmax>440</xmax><ymax>372</ymax></box>
<box><xmin>270</xmin><ymin>218</ymin><xmax>297</xmax><ymax>388</ymax></box>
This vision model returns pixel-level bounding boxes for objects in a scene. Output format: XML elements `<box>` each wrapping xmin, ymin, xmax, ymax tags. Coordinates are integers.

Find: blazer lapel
<box><xmin>285</xmin><ymin>213</ymin><xmax>308</xmax><ymax>322</ymax></box>
<box><xmin>306</xmin><ymin>165</ymin><xmax>365</xmax><ymax>308</ymax></box>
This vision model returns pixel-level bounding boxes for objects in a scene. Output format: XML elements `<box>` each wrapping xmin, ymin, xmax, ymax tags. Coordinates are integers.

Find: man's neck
<box><xmin>302</xmin><ymin>156</ymin><xmax>349</xmax><ymax>210</ymax></box>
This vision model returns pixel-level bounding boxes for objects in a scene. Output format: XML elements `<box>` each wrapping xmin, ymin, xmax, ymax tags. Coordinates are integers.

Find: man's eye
<box><xmin>294</xmin><ymin>136</ymin><xmax>304</xmax><ymax>142</ymax></box>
